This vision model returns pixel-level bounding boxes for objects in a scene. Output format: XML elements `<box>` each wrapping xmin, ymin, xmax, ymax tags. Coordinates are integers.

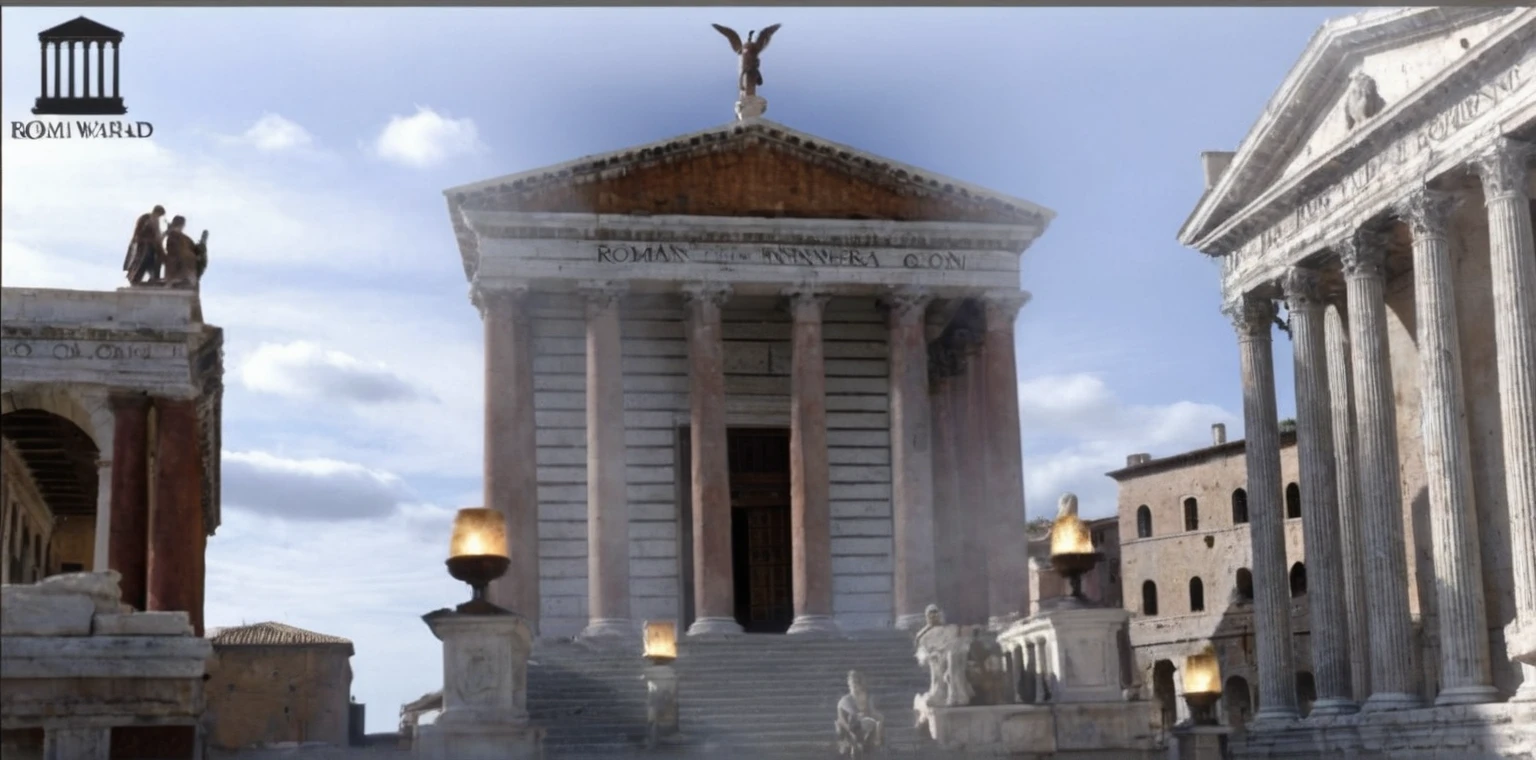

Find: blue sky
<box><xmin>1</xmin><ymin>6</ymin><xmax>1346</xmax><ymax>732</ymax></box>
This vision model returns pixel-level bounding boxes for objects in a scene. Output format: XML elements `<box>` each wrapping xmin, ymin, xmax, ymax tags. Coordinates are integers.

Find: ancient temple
<box><xmin>444</xmin><ymin>115</ymin><xmax>1054</xmax><ymax>639</ymax></box>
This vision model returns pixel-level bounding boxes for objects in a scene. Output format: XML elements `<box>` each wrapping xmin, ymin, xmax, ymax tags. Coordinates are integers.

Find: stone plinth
<box><xmin>413</xmin><ymin>610</ymin><xmax>542</xmax><ymax>760</ymax></box>
<box><xmin>1173</xmin><ymin>725</ymin><xmax>1230</xmax><ymax>760</ymax></box>
<box><xmin>644</xmin><ymin>662</ymin><xmax>680</xmax><ymax>747</ymax></box>
<box><xmin>999</xmin><ymin>605</ymin><xmax>1132</xmax><ymax>704</ymax></box>
<box><xmin>0</xmin><ymin>572</ymin><xmax>210</xmax><ymax>760</ymax></box>
<box><xmin>921</xmin><ymin>702</ymin><xmax>1163</xmax><ymax>757</ymax></box>
<box><xmin>735</xmin><ymin>95</ymin><xmax>766</xmax><ymax>120</ymax></box>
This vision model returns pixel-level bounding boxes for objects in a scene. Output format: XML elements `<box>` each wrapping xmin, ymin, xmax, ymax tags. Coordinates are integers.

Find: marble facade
<box><xmin>1179</xmin><ymin>6</ymin><xmax>1536</xmax><ymax>757</ymax></box>
<box><xmin>445</xmin><ymin>118</ymin><xmax>1054</xmax><ymax>639</ymax></box>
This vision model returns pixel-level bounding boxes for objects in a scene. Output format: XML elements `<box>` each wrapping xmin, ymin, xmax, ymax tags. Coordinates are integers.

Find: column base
<box><xmin>786</xmin><ymin>614</ymin><xmax>841</xmax><ymax>636</ymax></box>
<box><xmin>1306</xmin><ymin>697</ymin><xmax>1359</xmax><ymax>717</ymax></box>
<box><xmin>1435</xmin><ymin>684</ymin><xmax>1502</xmax><ymax>706</ymax></box>
<box><xmin>1252</xmin><ymin>706</ymin><xmax>1300</xmax><ymax>725</ymax></box>
<box><xmin>894</xmin><ymin>613</ymin><xmax>928</xmax><ymax>631</ymax></box>
<box><xmin>1361</xmin><ymin>692</ymin><xmax>1423</xmax><ymax>712</ymax></box>
<box><xmin>686</xmin><ymin>617</ymin><xmax>743</xmax><ymax>636</ymax></box>
<box><xmin>579</xmin><ymin>618</ymin><xmax>638</xmax><ymax>641</ymax></box>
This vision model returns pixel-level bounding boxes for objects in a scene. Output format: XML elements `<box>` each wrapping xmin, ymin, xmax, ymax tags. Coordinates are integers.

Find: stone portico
<box><xmin>1180</xmin><ymin>6</ymin><xmax>1536</xmax><ymax>757</ymax></box>
<box><xmin>445</xmin><ymin>118</ymin><xmax>1054</xmax><ymax>639</ymax></box>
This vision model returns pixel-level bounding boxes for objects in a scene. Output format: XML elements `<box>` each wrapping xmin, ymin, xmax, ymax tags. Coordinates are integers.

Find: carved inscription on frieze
<box><xmin>595</xmin><ymin>243</ymin><xmax>969</xmax><ymax>271</ymax></box>
<box><xmin>1</xmin><ymin>339</ymin><xmax>186</xmax><ymax>361</ymax></box>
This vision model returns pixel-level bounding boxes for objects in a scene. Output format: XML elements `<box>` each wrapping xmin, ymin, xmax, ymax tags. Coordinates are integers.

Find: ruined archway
<box><xmin>1</xmin><ymin>408</ymin><xmax>101</xmax><ymax>582</ymax></box>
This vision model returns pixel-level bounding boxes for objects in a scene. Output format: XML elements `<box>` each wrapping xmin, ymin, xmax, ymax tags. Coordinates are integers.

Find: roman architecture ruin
<box><xmin>444</xmin><ymin>116</ymin><xmax>1053</xmax><ymax>640</ymax></box>
<box><xmin>1178</xmin><ymin>6</ymin><xmax>1536</xmax><ymax>756</ymax></box>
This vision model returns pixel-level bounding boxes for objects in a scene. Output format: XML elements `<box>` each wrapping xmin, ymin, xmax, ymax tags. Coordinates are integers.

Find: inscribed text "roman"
<box><xmin>595</xmin><ymin>244</ymin><xmax>967</xmax><ymax>271</ymax></box>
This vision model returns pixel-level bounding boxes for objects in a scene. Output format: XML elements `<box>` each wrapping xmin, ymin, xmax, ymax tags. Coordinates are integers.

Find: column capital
<box><xmin>578</xmin><ymin>279</ymin><xmax>628</xmax><ymax>312</ymax></box>
<box><xmin>1474</xmin><ymin>138</ymin><xmax>1533</xmax><ymax>202</ymax></box>
<box><xmin>782</xmin><ymin>284</ymin><xmax>831</xmax><ymax>320</ymax></box>
<box><xmin>471</xmin><ymin>280</ymin><xmax>530</xmax><ymax>318</ymax></box>
<box><xmin>1282</xmin><ymin>266</ymin><xmax>1325</xmax><ymax>308</ymax></box>
<box><xmin>1395</xmin><ymin>187</ymin><xmax>1459</xmax><ymax>241</ymax></box>
<box><xmin>1336</xmin><ymin>229</ymin><xmax>1391</xmax><ymax>280</ymax></box>
<box><xmin>1223</xmin><ymin>292</ymin><xmax>1278</xmax><ymax>340</ymax></box>
<box><xmin>981</xmin><ymin>290</ymin><xmax>1031</xmax><ymax>328</ymax></box>
<box><xmin>681</xmin><ymin>281</ymin><xmax>732</xmax><ymax>309</ymax></box>
<box><xmin>883</xmin><ymin>287</ymin><xmax>933</xmax><ymax>326</ymax></box>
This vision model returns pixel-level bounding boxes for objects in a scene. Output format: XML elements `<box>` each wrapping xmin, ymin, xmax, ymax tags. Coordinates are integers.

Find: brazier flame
<box><xmin>449</xmin><ymin>508</ymin><xmax>509</xmax><ymax>559</ymax></box>
<box><xmin>1183</xmin><ymin>647</ymin><xmax>1222</xmax><ymax>695</ymax></box>
<box><xmin>643</xmin><ymin>620</ymin><xmax>678</xmax><ymax>662</ymax></box>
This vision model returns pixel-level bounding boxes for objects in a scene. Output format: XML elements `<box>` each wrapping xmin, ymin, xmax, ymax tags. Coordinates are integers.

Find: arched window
<box><xmin>1235</xmin><ymin>568</ymin><xmax>1254</xmax><ymax>602</ymax></box>
<box><xmin>1183</xmin><ymin>497</ymin><xmax>1199</xmax><ymax>531</ymax></box>
<box><xmin>1232</xmin><ymin>488</ymin><xmax>1249</xmax><ymax>524</ymax></box>
<box><xmin>1136</xmin><ymin>505</ymin><xmax>1153</xmax><ymax>538</ymax></box>
<box><xmin>1142</xmin><ymin>580</ymin><xmax>1159</xmax><ymax>616</ymax></box>
<box><xmin>1290</xmin><ymin>562</ymin><xmax>1308</xmax><ymax>597</ymax></box>
<box><xmin>1286</xmin><ymin>482</ymin><xmax>1302</xmax><ymax>518</ymax></box>
<box><xmin>1189</xmin><ymin>577</ymin><xmax>1205</xmax><ymax>612</ymax></box>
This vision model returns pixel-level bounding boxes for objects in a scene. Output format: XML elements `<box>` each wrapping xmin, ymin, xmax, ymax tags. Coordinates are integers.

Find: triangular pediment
<box><xmin>1181</xmin><ymin>6</ymin><xmax>1523</xmax><ymax>247</ymax></box>
<box><xmin>39</xmin><ymin>16</ymin><xmax>123</xmax><ymax>40</ymax></box>
<box><xmin>446</xmin><ymin>119</ymin><xmax>1051</xmax><ymax>228</ymax></box>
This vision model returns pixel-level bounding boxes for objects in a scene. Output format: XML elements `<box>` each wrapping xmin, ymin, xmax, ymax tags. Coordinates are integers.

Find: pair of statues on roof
<box><xmin>123</xmin><ymin>205</ymin><xmax>208</xmax><ymax>289</ymax></box>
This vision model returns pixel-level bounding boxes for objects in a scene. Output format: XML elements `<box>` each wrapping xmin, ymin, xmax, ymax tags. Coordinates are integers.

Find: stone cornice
<box><xmin>1179</xmin><ymin>6</ymin><xmax>1519</xmax><ymax>247</ymax></box>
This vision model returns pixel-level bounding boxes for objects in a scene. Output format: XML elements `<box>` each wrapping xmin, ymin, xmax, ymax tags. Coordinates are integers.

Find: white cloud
<box><xmin>1019</xmin><ymin>372</ymin><xmax>1238</xmax><ymax>520</ymax></box>
<box><xmin>221</xmin><ymin>449</ymin><xmax>412</xmax><ymax>521</ymax></box>
<box><xmin>370</xmin><ymin>106</ymin><xmax>484</xmax><ymax>168</ymax></box>
<box><xmin>241</xmin><ymin>340</ymin><xmax>434</xmax><ymax>405</ymax></box>
<box><xmin>229</xmin><ymin>113</ymin><xmax>315</xmax><ymax>152</ymax></box>
<box><xmin>205</xmin><ymin>504</ymin><xmax>464</xmax><ymax>732</ymax></box>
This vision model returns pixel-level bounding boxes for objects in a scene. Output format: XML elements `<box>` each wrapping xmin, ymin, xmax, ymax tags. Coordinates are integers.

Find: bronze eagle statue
<box><xmin>711</xmin><ymin>23</ymin><xmax>782</xmax><ymax>97</ymax></box>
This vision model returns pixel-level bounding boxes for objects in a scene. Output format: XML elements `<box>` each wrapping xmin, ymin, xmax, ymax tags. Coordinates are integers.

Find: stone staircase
<box><xmin>527</xmin><ymin>631</ymin><xmax>934</xmax><ymax>758</ymax></box>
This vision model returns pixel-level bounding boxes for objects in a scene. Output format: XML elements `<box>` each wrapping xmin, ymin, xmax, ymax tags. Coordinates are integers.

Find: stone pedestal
<box><xmin>736</xmin><ymin>95</ymin><xmax>766</xmax><ymax>120</ymax></box>
<box><xmin>999</xmin><ymin>605</ymin><xmax>1131</xmax><ymax>704</ymax></box>
<box><xmin>644</xmin><ymin>662</ymin><xmax>680</xmax><ymax>747</ymax></box>
<box><xmin>1173</xmin><ymin>725</ymin><xmax>1230</xmax><ymax>760</ymax></box>
<box><xmin>413</xmin><ymin>610</ymin><xmax>543</xmax><ymax>760</ymax></box>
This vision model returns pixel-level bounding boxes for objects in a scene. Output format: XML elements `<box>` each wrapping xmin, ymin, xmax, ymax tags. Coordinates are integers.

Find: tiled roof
<box><xmin>208</xmin><ymin>621</ymin><xmax>353</xmax><ymax>651</ymax></box>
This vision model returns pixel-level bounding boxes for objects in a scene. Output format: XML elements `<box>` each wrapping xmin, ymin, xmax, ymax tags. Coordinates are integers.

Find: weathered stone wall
<box><xmin>528</xmin><ymin>292</ymin><xmax>894</xmax><ymax>635</ymax></box>
<box><xmin>1</xmin><ymin>442</ymin><xmax>54</xmax><ymax>584</ymax></box>
<box><xmin>205</xmin><ymin>645</ymin><xmax>352</xmax><ymax>750</ymax></box>
<box><xmin>47</xmin><ymin>515</ymin><xmax>94</xmax><ymax>574</ymax></box>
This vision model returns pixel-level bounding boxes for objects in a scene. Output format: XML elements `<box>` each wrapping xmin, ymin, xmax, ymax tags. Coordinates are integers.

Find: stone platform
<box><xmin>921</xmin><ymin>702</ymin><xmax>1164</xmax><ymax>758</ymax></box>
<box><xmin>1232</xmin><ymin>701</ymin><xmax>1536</xmax><ymax>759</ymax></box>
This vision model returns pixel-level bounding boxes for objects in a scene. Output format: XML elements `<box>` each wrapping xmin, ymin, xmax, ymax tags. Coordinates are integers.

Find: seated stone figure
<box><xmin>914</xmin><ymin>605</ymin><xmax>974</xmax><ymax>709</ymax></box>
<box><xmin>836</xmin><ymin>670</ymin><xmax>884</xmax><ymax>757</ymax></box>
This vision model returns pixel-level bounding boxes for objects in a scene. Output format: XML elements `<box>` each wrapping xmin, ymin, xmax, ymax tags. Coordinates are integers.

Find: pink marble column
<box><xmin>683</xmin><ymin>282</ymin><xmax>741</xmax><ymax>636</ymax></box>
<box><xmin>786</xmin><ymin>286</ymin><xmax>839</xmax><ymax>635</ymax></box>
<box><xmin>887</xmin><ymin>287</ymin><xmax>938</xmax><ymax>630</ymax></box>
<box><xmin>146</xmin><ymin>397</ymin><xmax>205</xmax><ymax>636</ymax></box>
<box><xmin>480</xmin><ymin>284</ymin><xmax>540</xmax><ymax>628</ymax></box>
<box><xmin>982</xmin><ymin>291</ymin><xmax>1031</xmax><ymax>626</ymax></box>
<box><xmin>108</xmin><ymin>393</ymin><xmax>150</xmax><ymax>611</ymax></box>
<box><xmin>580</xmin><ymin>281</ymin><xmax>635</xmax><ymax>640</ymax></box>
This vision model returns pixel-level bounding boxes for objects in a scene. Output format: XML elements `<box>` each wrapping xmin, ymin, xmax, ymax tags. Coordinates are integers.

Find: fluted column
<box><xmin>580</xmin><ymin>281</ymin><xmax>635</xmax><ymax>640</ymax></box>
<box><xmin>1339</xmin><ymin>229</ymin><xmax>1422</xmax><ymax>710</ymax></box>
<box><xmin>480</xmin><ymin>284</ymin><xmax>539</xmax><ymax>627</ymax></box>
<box><xmin>1224</xmin><ymin>292</ymin><xmax>1298</xmax><ymax>722</ymax></box>
<box><xmin>1398</xmin><ymin>187</ymin><xmax>1501</xmax><ymax>704</ymax></box>
<box><xmin>786</xmin><ymin>286</ymin><xmax>838</xmax><ymax>635</ymax></box>
<box><xmin>1282</xmin><ymin>267</ymin><xmax>1357</xmax><ymax>715</ymax></box>
<box><xmin>983</xmin><ymin>290</ymin><xmax>1031</xmax><ymax>626</ymax></box>
<box><xmin>109</xmin><ymin>394</ymin><xmax>150</xmax><ymax>611</ymax></box>
<box><xmin>684</xmin><ymin>282</ymin><xmax>741</xmax><ymax>636</ymax></box>
<box><xmin>1323</xmin><ymin>300</ymin><xmax>1372</xmax><ymax>701</ymax></box>
<box><xmin>887</xmin><ymin>287</ymin><xmax>938</xmax><ymax>630</ymax></box>
<box><xmin>1475</xmin><ymin>139</ymin><xmax>1536</xmax><ymax>686</ymax></box>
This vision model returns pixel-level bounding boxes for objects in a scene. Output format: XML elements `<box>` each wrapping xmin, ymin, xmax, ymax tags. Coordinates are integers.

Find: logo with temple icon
<box><xmin>11</xmin><ymin>16</ymin><xmax>153</xmax><ymax>140</ymax></box>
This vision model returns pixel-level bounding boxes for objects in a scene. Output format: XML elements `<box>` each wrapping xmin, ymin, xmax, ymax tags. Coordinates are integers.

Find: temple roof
<box><xmin>38</xmin><ymin>17</ymin><xmax>123</xmax><ymax>41</ymax></box>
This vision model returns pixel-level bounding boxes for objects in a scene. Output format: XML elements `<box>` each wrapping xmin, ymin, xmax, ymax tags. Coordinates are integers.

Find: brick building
<box><xmin>205</xmin><ymin>622</ymin><xmax>355</xmax><ymax>750</ymax></box>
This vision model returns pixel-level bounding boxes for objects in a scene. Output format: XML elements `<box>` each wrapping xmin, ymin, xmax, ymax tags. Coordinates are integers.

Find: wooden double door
<box><xmin>679</xmin><ymin>427</ymin><xmax>794</xmax><ymax>633</ymax></box>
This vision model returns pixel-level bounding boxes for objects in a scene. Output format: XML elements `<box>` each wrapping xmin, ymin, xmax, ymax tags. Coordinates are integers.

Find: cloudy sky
<box><xmin>1</xmin><ymin>5</ymin><xmax>1345</xmax><ymax>731</ymax></box>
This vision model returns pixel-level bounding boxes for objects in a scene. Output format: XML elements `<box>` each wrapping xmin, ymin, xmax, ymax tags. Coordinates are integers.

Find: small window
<box><xmin>1183</xmin><ymin>497</ymin><xmax>1199</xmax><ymax>531</ymax></box>
<box><xmin>1235</xmin><ymin>568</ymin><xmax>1254</xmax><ymax>602</ymax></box>
<box><xmin>1142</xmin><ymin>580</ymin><xmax>1160</xmax><ymax>616</ymax></box>
<box><xmin>1232</xmin><ymin>488</ymin><xmax>1249</xmax><ymax>524</ymax></box>
<box><xmin>1286</xmin><ymin>483</ymin><xmax>1302</xmax><ymax>519</ymax></box>
<box><xmin>1290</xmin><ymin>562</ymin><xmax>1308</xmax><ymax>597</ymax></box>
<box><xmin>1136</xmin><ymin>506</ymin><xmax>1153</xmax><ymax>538</ymax></box>
<box><xmin>1189</xmin><ymin>577</ymin><xmax>1205</xmax><ymax>612</ymax></box>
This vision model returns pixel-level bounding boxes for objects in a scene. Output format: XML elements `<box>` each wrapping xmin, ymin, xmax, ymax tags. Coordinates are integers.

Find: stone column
<box><xmin>580</xmin><ymin>281</ymin><xmax>635</xmax><ymax>640</ymax></box>
<box><xmin>887</xmin><ymin>287</ymin><xmax>938</xmax><ymax>630</ymax></box>
<box><xmin>1225</xmin><ymin>292</ymin><xmax>1298</xmax><ymax>722</ymax></box>
<box><xmin>982</xmin><ymin>291</ymin><xmax>1031</xmax><ymax>626</ymax></box>
<box><xmin>683</xmin><ymin>282</ymin><xmax>741</xmax><ymax>636</ymax></box>
<box><xmin>146</xmin><ymin>397</ymin><xmax>205</xmax><ymax>636</ymax></box>
<box><xmin>92</xmin><ymin>456</ymin><xmax>112</xmax><ymax>573</ymax></box>
<box><xmin>1475</xmin><ymin>141</ymin><xmax>1536</xmax><ymax>690</ymax></box>
<box><xmin>1338</xmin><ymin>229</ymin><xmax>1421</xmax><ymax>710</ymax></box>
<box><xmin>1282</xmin><ymin>267</ymin><xmax>1357</xmax><ymax>715</ymax></box>
<box><xmin>786</xmin><ymin>286</ymin><xmax>839</xmax><ymax>635</ymax></box>
<box><xmin>480</xmin><ymin>285</ymin><xmax>540</xmax><ymax>628</ymax></box>
<box><xmin>109</xmin><ymin>394</ymin><xmax>150</xmax><ymax>611</ymax></box>
<box><xmin>1323</xmin><ymin>300</ymin><xmax>1373</xmax><ymax>701</ymax></box>
<box><xmin>1397</xmin><ymin>187</ymin><xmax>1501</xmax><ymax>704</ymax></box>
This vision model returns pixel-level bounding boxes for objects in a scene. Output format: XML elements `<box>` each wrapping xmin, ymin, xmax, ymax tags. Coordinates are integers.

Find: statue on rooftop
<box><xmin>161</xmin><ymin>215</ymin><xmax>209</xmax><ymax>290</ymax></box>
<box><xmin>711</xmin><ymin>23</ymin><xmax>781</xmax><ymax>99</ymax></box>
<box><xmin>835</xmin><ymin>670</ymin><xmax>884</xmax><ymax>757</ymax></box>
<box><xmin>123</xmin><ymin>205</ymin><xmax>167</xmax><ymax>285</ymax></box>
